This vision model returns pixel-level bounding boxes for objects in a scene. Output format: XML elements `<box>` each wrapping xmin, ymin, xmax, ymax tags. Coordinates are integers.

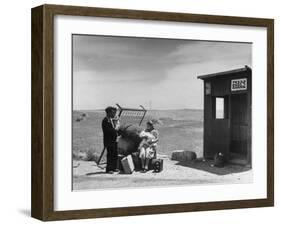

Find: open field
<box><xmin>73</xmin><ymin>109</ymin><xmax>204</xmax><ymax>159</ymax></box>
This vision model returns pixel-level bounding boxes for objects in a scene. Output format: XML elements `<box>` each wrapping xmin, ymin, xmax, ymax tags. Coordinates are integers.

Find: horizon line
<box><xmin>73</xmin><ymin>108</ymin><xmax>204</xmax><ymax>111</ymax></box>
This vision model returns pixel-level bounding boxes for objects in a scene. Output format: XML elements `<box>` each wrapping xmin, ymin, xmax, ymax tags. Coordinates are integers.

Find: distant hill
<box><xmin>147</xmin><ymin>109</ymin><xmax>203</xmax><ymax>122</ymax></box>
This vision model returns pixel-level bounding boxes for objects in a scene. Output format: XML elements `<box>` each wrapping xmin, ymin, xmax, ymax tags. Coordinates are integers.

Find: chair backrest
<box><xmin>116</xmin><ymin>103</ymin><xmax>147</xmax><ymax>126</ymax></box>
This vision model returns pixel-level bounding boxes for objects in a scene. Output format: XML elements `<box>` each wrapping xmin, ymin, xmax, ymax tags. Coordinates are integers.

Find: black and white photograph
<box><xmin>72</xmin><ymin>34</ymin><xmax>253</xmax><ymax>191</ymax></box>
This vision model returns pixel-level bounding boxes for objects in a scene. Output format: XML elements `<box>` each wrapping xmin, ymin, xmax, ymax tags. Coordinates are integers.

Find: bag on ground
<box><xmin>121</xmin><ymin>154</ymin><xmax>135</xmax><ymax>174</ymax></box>
<box><xmin>151</xmin><ymin>159</ymin><xmax>163</xmax><ymax>173</ymax></box>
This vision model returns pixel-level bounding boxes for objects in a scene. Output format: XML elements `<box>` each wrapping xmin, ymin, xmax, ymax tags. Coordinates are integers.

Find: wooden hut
<box><xmin>198</xmin><ymin>66</ymin><xmax>252</xmax><ymax>166</ymax></box>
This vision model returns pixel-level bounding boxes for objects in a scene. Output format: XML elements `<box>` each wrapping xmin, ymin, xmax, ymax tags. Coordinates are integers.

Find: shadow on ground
<box><xmin>18</xmin><ymin>209</ymin><xmax>30</xmax><ymax>217</ymax></box>
<box><xmin>175</xmin><ymin>158</ymin><xmax>251</xmax><ymax>175</ymax></box>
<box><xmin>86</xmin><ymin>171</ymin><xmax>107</xmax><ymax>176</ymax></box>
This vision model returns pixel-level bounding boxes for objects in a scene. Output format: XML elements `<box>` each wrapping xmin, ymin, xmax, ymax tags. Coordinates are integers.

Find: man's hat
<box><xmin>105</xmin><ymin>106</ymin><xmax>117</xmax><ymax>114</ymax></box>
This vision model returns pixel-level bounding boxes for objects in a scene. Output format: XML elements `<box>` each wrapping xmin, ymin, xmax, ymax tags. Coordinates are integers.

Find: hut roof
<box><xmin>197</xmin><ymin>65</ymin><xmax>251</xmax><ymax>80</ymax></box>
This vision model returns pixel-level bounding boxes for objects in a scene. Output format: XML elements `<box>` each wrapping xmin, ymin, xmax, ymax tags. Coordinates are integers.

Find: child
<box><xmin>138</xmin><ymin>120</ymin><xmax>159</xmax><ymax>172</ymax></box>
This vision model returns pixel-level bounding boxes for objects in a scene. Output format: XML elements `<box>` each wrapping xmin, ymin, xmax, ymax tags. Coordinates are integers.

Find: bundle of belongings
<box><xmin>117</xmin><ymin>123</ymin><xmax>163</xmax><ymax>174</ymax></box>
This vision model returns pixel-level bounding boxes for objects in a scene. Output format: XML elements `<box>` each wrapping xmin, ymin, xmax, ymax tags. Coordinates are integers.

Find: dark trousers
<box><xmin>106</xmin><ymin>143</ymin><xmax>118</xmax><ymax>172</ymax></box>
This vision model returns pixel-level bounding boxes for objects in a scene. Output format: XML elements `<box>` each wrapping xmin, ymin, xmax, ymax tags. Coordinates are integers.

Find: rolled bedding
<box><xmin>118</xmin><ymin>124</ymin><xmax>143</xmax><ymax>143</ymax></box>
<box><xmin>117</xmin><ymin>124</ymin><xmax>143</xmax><ymax>155</ymax></box>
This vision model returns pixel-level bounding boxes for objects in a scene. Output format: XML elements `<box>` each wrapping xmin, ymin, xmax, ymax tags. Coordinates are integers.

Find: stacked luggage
<box><xmin>116</xmin><ymin>123</ymin><xmax>163</xmax><ymax>174</ymax></box>
<box><xmin>118</xmin><ymin>153</ymin><xmax>163</xmax><ymax>174</ymax></box>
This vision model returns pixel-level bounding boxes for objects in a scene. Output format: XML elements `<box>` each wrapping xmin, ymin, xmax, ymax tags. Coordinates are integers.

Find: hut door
<box><xmin>230</xmin><ymin>93</ymin><xmax>248</xmax><ymax>163</ymax></box>
<box><xmin>208</xmin><ymin>96</ymin><xmax>230</xmax><ymax>158</ymax></box>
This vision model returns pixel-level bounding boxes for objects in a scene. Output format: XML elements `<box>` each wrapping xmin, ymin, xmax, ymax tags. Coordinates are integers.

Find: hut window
<box><xmin>215</xmin><ymin>97</ymin><xmax>225</xmax><ymax>119</ymax></box>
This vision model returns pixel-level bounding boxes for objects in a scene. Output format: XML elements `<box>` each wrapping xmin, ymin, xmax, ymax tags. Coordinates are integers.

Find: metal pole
<box><xmin>139</xmin><ymin>105</ymin><xmax>147</xmax><ymax>126</ymax></box>
<box><xmin>97</xmin><ymin>147</ymin><xmax>106</xmax><ymax>165</ymax></box>
<box><xmin>116</xmin><ymin>103</ymin><xmax>123</xmax><ymax>117</ymax></box>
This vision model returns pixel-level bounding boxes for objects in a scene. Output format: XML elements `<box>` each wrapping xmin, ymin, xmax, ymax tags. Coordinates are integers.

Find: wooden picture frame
<box><xmin>31</xmin><ymin>4</ymin><xmax>274</xmax><ymax>221</ymax></box>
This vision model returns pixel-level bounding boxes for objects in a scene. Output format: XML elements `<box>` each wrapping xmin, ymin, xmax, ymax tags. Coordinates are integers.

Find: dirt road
<box><xmin>73</xmin><ymin>155</ymin><xmax>252</xmax><ymax>190</ymax></box>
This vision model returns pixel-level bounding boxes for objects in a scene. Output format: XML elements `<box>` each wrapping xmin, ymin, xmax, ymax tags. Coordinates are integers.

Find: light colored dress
<box><xmin>139</xmin><ymin>129</ymin><xmax>159</xmax><ymax>160</ymax></box>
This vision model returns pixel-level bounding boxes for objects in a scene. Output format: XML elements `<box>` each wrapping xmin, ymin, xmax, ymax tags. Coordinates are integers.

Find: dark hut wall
<box><xmin>202</xmin><ymin>68</ymin><xmax>252</xmax><ymax>165</ymax></box>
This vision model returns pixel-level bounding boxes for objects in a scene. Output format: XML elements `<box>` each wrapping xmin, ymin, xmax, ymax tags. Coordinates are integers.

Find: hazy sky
<box><xmin>73</xmin><ymin>35</ymin><xmax>251</xmax><ymax>110</ymax></box>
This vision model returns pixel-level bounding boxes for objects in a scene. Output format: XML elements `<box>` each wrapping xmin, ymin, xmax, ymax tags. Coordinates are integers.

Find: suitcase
<box><xmin>121</xmin><ymin>155</ymin><xmax>135</xmax><ymax>174</ymax></box>
<box><xmin>151</xmin><ymin>159</ymin><xmax>163</xmax><ymax>173</ymax></box>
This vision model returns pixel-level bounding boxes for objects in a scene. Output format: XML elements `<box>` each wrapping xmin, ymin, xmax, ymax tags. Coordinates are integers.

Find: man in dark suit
<box><xmin>102</xmin><ymin>106</ymin><xmax>119</xmax><ymax>174</ymax></box>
